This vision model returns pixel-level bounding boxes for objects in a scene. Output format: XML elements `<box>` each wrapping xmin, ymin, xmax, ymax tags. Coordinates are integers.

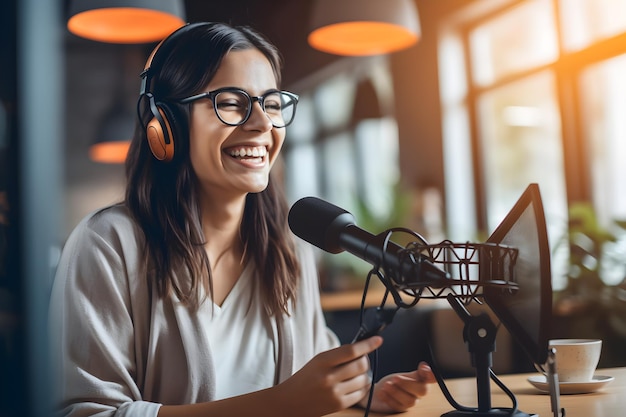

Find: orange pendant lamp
<box><xmin>308</xmin><ymin>0</ymin><xmax>420</xmax><ymax>56</ymax></box>
<box><xmin>67</xmin><ymin>0</ymin><xmax>186</xmax><ymax>44</ymax></box>
<box><xmin>90</xmin><ymin>104</ymin><xmax>134</xmax><ymax>164</ymax></box>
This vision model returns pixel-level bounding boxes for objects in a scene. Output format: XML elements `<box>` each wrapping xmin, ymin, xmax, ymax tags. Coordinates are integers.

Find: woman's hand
<box><xmin>361</xmin><ymin>361</ymin><xmax>437</xmax><ymax>413</ymax></box>
<box><xmin>274</xmin><ymin>336</ymin><xmax>384</xmax><ymax>417</ymax></box>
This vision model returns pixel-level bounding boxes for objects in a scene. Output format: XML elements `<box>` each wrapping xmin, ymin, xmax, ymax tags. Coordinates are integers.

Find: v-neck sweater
<box><xmin>48</xmin><ymin>204</ymin><xmax>339</xmax><ymax>417</ymax></box>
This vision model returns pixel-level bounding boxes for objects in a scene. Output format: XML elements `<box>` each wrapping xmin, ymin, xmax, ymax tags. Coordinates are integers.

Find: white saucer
<box><xmin>527</xmin><ymin>375</ymin><xmax>615</xmax><ymax>394</ymax></box>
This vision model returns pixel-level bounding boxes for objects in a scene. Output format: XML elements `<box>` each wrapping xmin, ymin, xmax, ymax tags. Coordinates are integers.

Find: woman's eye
<box><xmin>217</xmin><ymin>100</ymin><xmax>246</xmax><ymax>111</ymax></box>
<box><xmin>264</xmin><ymin>100</ymin><xmax>282</xmax><ymax>112</ymax></box>
<box><xmin>215</xmin><ymin>91</ymin><xmax>248</xmax><ymax>111</ymax></box>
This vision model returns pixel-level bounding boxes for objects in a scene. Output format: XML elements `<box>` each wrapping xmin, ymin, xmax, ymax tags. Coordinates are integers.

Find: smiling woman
<box><xmin>49</xmin><ymin>21</ymin><xmax>437</xmax><ymax>417</ymax></box>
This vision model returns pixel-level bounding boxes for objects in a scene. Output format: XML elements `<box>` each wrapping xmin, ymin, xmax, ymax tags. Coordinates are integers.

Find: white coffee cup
<box><xmin>548</xmin><ymin>339</ymin><xmax>602</xmax><ymax>383</ymax></box>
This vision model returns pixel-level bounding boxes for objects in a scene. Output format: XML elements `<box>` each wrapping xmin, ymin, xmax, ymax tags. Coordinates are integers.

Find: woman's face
<box><xmin>188</xmin><ymin>48</ymin><xmax>285</xmax><ymax>200</ymax></box>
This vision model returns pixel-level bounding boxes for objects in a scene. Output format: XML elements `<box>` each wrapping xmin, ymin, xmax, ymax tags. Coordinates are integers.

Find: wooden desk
<box><xmin>328</xmin><ymin>367</ymin><xmax>625</xmax><ymax>417</ymax></box>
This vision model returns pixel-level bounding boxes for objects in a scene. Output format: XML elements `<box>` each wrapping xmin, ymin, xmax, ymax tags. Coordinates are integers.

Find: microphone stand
<box><xmin>351</xmin><ymin>236</ymin><xmax>543</xmax><ymax>417</ymax></box>
<box><xmin>442</xmin><ymin>295</ymin><xmax>533</xmax><ymax>417</ymax></box>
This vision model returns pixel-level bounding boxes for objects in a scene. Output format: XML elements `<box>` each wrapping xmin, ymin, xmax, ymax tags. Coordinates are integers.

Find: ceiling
<box><xmin>183</xmin><ymin>0</ymin><xmax>341</xmax><ymax>87</ymax></box>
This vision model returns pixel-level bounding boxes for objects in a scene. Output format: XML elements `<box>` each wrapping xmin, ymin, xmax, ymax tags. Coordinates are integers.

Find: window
<box><xmin>579</xmin><ymin>54</ymin><xmax>626</xmax><ymax>223</ymax></box>
<box><xmin>560</xmin><ymin>0</ymin><xmax>626</xmax><ymax>51</ymax></box>
<box><xmin>440</xmin><ymin>0</ymin><xmax>626</xmax><ymax>289</ymax></box>
<box><xmin>469</xmin><ymin>0</ymin><xmax>558</xmax><ymax>86</ymax></box>
<box><xmin>477</xmin><ymin>71</ymin><xmax>566</xmax><ymax>233</ymax></box>
<box><xmin>284</xmin><ymin>56</ymin><xmax>400</xmax><ymax>220</ymax></box>
<box><xmin>283</xmin><ymin>57</ymin><xmax>400</xmax><ymax>287</ymax></box>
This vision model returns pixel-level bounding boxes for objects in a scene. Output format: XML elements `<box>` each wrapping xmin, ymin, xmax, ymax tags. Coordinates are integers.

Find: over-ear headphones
<box><xmin>138</xmin><ymin>23</ymin><xmax>206</xmax><ymax>162</ymax></box>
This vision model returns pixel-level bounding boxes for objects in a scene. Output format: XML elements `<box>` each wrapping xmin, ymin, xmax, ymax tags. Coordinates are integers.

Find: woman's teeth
<box><xmin>228</xmin><ymin>146</ymin><xmax>267</xmax><ymax>159</ymax></box>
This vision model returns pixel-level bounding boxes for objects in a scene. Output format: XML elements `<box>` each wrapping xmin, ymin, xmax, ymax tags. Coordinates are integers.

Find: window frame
<box><xmin>441</xmin><ymin>0</ymin><xmax>626</xmax><ymax>233</ymax></box>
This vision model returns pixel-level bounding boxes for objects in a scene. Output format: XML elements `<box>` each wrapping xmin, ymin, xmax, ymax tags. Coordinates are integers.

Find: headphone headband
<box><xmin>139</xmin><ymin>22</ymin><xmax>207</xmax><ymax>96</ymax></box>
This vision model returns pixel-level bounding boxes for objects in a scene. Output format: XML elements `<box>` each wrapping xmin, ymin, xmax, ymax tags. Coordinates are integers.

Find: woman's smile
<box><xmin>226</xmin><ymin>145</ymin><xmax>267</xmax><ymax>161</ymax></box>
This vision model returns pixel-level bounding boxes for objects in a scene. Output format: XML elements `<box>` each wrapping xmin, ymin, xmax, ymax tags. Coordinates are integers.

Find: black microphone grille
<box><xmin>288</xmin><ymin>197</ymin><xmax>355</xmax><ymax>253</ymax></box>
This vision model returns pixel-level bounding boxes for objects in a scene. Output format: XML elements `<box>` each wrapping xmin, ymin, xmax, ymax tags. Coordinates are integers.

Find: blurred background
<box><xmin>3</xmin><ymin>0</ymin><xmax>626</xmax><ymax>416</ymax></box>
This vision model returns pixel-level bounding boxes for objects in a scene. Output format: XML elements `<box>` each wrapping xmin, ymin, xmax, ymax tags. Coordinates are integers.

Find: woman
<box><xmin>49</xmin><ymin>22</ymin><xmax>435</xmax><ymax>417</ymax></box>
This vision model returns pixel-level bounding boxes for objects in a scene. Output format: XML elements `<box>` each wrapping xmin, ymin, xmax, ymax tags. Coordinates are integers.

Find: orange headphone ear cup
<box><xmin>146</xmin><ymin>105</ymin><xmax>175</xmax><ymax>162</ymax></box>
<box><xmin>140</xmin><ymin>24</ymin><xmax>205</xmax><ymax>162</ymax></box>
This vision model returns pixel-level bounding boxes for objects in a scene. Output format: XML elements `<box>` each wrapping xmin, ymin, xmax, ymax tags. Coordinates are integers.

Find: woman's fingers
<box><xmin>318</xmin><ymin>336</ymin><xmax>383</xmax><ymax>367</ymax></box>
<box><xmin>276</xmin><ymin>336</ymin><xmax>384</xmax><ymax>416</ymax></box>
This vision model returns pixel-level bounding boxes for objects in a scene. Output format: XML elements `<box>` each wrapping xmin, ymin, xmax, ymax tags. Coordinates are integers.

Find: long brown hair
<box><xmin>125</xmin><ymin>22</ymin><xmax>299</xmax><ymax>315</ymax></box>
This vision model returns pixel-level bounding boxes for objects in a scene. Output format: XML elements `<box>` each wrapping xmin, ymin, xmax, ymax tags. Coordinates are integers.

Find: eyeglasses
<box><xmin>179</xmin><ymin>87</ymin><xmax>299</xmax><ymax>128</ymax></box>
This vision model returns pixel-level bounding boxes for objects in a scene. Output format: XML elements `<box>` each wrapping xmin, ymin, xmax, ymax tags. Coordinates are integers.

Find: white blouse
<box><xmin>203</xmin><ymin>263</ymin><xmax>278</xmax><ymax>399</ymax></box>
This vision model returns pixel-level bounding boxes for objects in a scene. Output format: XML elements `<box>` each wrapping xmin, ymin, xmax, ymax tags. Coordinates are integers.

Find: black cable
<box><xmin>379</xmin><ymin>229</ymin><xmax>424</xmax><ymax>308</ymax></box>
<box><xmin>356</xmin><ymin>268</ymin><xmax>378</xmax><ymax>417</ymax></box>
<box><xmin>426</xmin><ymin>341</ymin><xmax>475</xmax><ymax>412</ymax></box>
<box><xmin>489</xmin><ymin>369</ymin><xmax>519</xmax><ymax>415</ymax></box>
<box><xmin>361</xmin><ymin>348</ymin><xmax>378</xmax><ymax>417</ymax></box>
<box><xmin>426</xmin><ymin>341</ymin><xmax>521</xmax><ymax>415</ymax></box>
<box><xmin>357</xmin><ymin>270</ymin><xmax>373</xmax><ymax>326</ymax></box>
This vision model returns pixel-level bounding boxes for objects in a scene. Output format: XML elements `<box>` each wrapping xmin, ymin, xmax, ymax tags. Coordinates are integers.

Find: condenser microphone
<box><xmin>288</xmin><ymin>196</ymin><xmax>450</xmax><ymax>287</ymax></box>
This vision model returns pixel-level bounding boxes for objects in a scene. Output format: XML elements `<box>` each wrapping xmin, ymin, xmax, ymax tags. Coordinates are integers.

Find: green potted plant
<box><xmin>553</xmin><ymin>202</ymin><xmax>626</xmax><ymax>367</ymax></box>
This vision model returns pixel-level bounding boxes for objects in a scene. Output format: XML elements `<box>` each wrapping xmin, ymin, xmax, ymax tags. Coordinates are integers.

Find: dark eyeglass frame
<box><xmin>179</xmin><ymin>87</ymin><xmax>299</xmax><ymax>128</ymax></box>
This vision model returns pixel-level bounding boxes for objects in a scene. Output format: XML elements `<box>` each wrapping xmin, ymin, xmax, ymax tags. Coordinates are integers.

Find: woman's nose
<box><xmin>243</xmin><ymin>101</ymin><xmax>273</xmax><ymax>131</ymax></box>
